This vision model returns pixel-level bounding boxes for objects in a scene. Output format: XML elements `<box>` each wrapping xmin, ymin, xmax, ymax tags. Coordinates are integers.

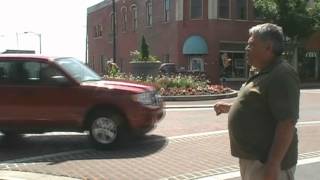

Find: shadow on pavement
<box><xmin>0</xmin><ymin>134</ymin><xmax>168</xmax><ymax>164</ymax></box>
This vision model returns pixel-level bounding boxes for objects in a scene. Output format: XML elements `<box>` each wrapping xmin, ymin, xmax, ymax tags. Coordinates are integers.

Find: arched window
<box><xmin>146</xmin><ymin>1</ymin><xmax>153</xmax><ymax>26</ymax></box>
<box><xmin>163</xmin><ymin>0</ymin><xmax>170</xmax><ymax>22</ymax></box>
<box><xmin>131</xmin><ymin>5</ymin><xmax>138</xmax><ymax>31</ymax></box>
<box><xmin>93</xmin><ymin>24</ymin><xmax>103</xmax><ymax>38</ymax></box>
<box><xmin>109</xmin><ymin>12</ymin><xmax>115</xmax><ymax>33</ymax></box>
<box><xmin>121</xmin><ymin>7</ymin><xmax>127</xmax><ymax>32</ymax></box>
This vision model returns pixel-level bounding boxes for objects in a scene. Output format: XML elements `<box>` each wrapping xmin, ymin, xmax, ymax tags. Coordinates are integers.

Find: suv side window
<box><xmin>0</xmin><ymin>60</ymin><xmax>67</xmax><ymax>86</ymax></box>
<box><xmin>0</xmin><ymin>61</ymin><xmax>9</xmax><ymax>83</ymax></box>
<box><xmin>0</xmin><ymin>61</ymin><xmax>29</xmax><ymax>84</ymax></box>
<box><xmin>39</xmin><ymin>64</ymin><xmax>67</xmax><ymax>85</ymax></box>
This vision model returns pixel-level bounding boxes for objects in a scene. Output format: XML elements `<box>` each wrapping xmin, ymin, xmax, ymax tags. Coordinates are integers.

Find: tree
<box><xmin>140</xmin><ymin>36</ymin><xmax>149</xmax><ymax>61</ymax></box>
<box><xmin>253</xmin><ymin>0</ymin><xmax>320</xmax><ymax>40</ymax></box>
<box><xmin>253</xmin><ymin>0</ymin><xmax>320</xmax><ymax>67</ymax></box>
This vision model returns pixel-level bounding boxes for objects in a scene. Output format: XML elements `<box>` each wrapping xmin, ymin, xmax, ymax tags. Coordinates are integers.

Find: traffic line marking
<box><xmin>301</xmin><ymin>89</ymin><xmax>320</xmax><ymax>93</ymax></box>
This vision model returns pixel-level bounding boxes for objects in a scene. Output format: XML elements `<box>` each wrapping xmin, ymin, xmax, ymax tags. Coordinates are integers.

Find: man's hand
<box><xmin>263</xmin><ymin>119</ymin><xmax>295</xmax><ymax>180</ymax></box>
<box><xmin>213</xmin><ymin>102</ymin><xmax>232</xmax><ymax>115</ymax></box>
<box><xmin>263</xmin><ymin>162</ymin><xmax>281</xmax><ymax>180</ymax></box>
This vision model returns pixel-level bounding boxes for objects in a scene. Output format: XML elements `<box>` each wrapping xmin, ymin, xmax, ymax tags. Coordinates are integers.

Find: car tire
<box><xmin>88</xmin><ymin>110</ymin><xmax>127</xmax><ymax>149</ymax></box>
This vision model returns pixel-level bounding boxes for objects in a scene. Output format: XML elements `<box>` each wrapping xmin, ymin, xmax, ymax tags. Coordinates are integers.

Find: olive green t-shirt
<box><xmin>228</xmin><ymin>59</ymin><xmax>300</xmax><ymax>170</ymax></box>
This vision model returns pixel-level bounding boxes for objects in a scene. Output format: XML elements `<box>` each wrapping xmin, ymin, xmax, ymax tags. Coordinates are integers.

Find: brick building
<box><xmin>87</xmin><ymin>0</ymin><xmax>320</xmax><ymax>83</ymax></box>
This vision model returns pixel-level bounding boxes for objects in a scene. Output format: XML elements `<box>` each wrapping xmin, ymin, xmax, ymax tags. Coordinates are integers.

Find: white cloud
<box><xmin>0</xmin><ymin>0</ymin><xmax>103</xmax><ymax>61</ymax></box>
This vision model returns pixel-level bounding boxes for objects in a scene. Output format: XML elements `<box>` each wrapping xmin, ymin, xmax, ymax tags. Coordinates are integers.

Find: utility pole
<box><xmin>112</xmin><ymin>0</ymin><xmax>117</xmax><ymax>63</ymax></box>
<box><xmin>16</xmin><ymin>33</ymin><xmax>19</xmax><ymax>49</ymax></box>
<box><xmin>85</xmin><ymin>27</ymin><xmax>88</xmax><ymax>65</ymax></box>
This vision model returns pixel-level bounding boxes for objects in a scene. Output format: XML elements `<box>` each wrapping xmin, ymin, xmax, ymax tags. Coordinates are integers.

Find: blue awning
<box><xmin>183</xmin><ymin>35</ymin><xmax>208</xmax><ymax>55</ymax></box>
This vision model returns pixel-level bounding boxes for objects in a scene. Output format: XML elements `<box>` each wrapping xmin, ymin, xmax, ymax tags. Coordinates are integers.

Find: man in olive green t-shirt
<box><xmin>214</xmin><ymin>23</ymin><xmax>300</xmax><ymax>180</ymax></box>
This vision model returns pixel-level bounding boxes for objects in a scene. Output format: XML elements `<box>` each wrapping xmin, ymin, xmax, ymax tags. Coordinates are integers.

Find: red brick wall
<box><xmin>305</xmin><ymin>32</ymin><xmax>320</xmax><ymax>50</ymax></box>
<box><xmin>87</xmin><ymin>0</ymin><xmax>261</xmax><ymax>83</ymax></box>
<box><xmin>133</xmin><ymin>0</ymin><xmax>179</xmax><ymax>67</ymax></box>
<box><xmin>87</xmin><ymin>4</ymin><xmax>114</xmax><ymax>73</ymax></box>
<box><xmin>88</xmin><ymin>0</ymin><xmax>179</xmax><ymax>74</ymax></box>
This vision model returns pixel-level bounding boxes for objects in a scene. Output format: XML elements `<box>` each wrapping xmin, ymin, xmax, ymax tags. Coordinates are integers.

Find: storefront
<box><xmin>298</xmin><ymin>50</ymin><xmax>320</xmax><ymax>82</ymax></box>
<box><xmin>219</xmin><ymin>42</ymin><xmax>248</xmax><ymax>81</ymax></box>
<box><xmin>182</xmin><ymin>35</ymin><xmax>208</xmax><ymax>72</ymax></box>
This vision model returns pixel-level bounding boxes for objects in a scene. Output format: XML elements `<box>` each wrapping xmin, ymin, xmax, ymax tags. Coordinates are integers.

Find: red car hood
<box><xmin>82</xmin><ymin>80</ymin><xmax>155</xmax><ymax>94</ymax></box>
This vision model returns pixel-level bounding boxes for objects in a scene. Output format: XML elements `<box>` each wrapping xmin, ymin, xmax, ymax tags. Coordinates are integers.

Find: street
<box><xmin>0</xmin><ymin>89</ymin><xmax>320</xmax><ymax>179</ymax></box>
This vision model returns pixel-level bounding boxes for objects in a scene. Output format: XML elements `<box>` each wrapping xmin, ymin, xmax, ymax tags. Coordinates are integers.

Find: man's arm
<box><xmin>264</xmin><ymin>119</ymin><xmax>295</xmax><ymax>180</ymax></box>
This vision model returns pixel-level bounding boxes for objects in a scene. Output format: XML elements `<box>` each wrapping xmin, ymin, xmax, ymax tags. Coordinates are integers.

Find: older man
<box><xmin>214</xmin><ymin>23</ymin><xmax>300</xmax><ymax>180</ymax></box>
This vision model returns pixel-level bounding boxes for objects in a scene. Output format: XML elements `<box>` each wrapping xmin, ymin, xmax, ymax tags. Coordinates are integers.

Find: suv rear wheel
<box><xmin>88</xmin><ymin>110</ymin><xmax>127</xmax><ymax>149</ymax></box>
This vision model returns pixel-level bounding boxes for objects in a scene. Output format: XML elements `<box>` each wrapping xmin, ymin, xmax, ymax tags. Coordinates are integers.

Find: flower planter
<box><xmin>130</xmin><ymin>61</ymin><xmax>161</xmax><ymax>77</ymax></box>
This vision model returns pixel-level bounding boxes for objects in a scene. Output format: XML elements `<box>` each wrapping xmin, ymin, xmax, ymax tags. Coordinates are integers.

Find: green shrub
<box><xmin>105</xmin><ymin>62</ymin><xmax>120</xmax><ymax>77</ymax></box>
<box><xmin>129</xmin><ymin>50</ymin><xmax>160</xmax><ymax>62</ymax></box>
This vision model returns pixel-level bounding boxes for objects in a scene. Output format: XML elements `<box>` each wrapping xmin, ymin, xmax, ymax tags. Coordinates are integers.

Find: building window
<box><xmin>190</xmin><ymin>57</ymin><xmax>204</xmax><ymax>72</ymax></box>
<box><xmin>236</xmin><ymin>0</ymin><xmax>247</xmax><ymax>20</ymax></box>
<box><xmin>164</xmin><ymin>54</ymin><xmax>170</xmax><ymax>63</ymax></box>
<box><xmin>190</xmin><ymin>0</ymin><xmax>203</xmax><ymax>19</ymax></box>
<box><xmin>164</xmin><ymin>0</ymin><xmax>170</xmax><ymax>22</ymax></box>
<box><xmin>146</xmin><ymin>1</ymin><xmax>153</xmax><ymax>26</ymax></box>
<box><xmin>100</xmin><ymin>55</ymin><xmax>105</xmax><ymax>74</ymax></box>
<box><xmin>218</xmin><ymin>0</ymin><xmax>230</xmax><ymax>19</ymax></box>
<box><xmin>110</xmin><ymin>13</ymin><xmax>115</xmax><ymax>33</ymax></box>
<box><xmin>121</xmin><ymin>7</ymin><xmax>127</xmax><ymax>32</ymax></box>
<box><xmin>220</xmin><ymin>52</ymin><xmax>247</xmax><ymax>78</ymax></box>
<box><xmin>131</xmin><ymin>5</ymin><xmax>138</xmax><ymax>31</ymax></box>
<box><xmin>92</xmin><ymin>55</ymin><xmax>95</xmax><ymax>71</ymax></box>
<box><xmin>93</xmin><ymin>27</ymin><xmax>96</xmax><ymax>38</ymax></box>
<box><xmin>93</xmin><ymin>24</ymin><xmax>103</xmax><ymax>38</ymax></box>
<box><xmin>254</xmin><ymin>7</ymin><xmax>264</xmax><ymax>20</ymax></box>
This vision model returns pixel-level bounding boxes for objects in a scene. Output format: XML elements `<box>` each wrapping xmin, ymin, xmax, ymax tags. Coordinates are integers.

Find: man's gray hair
<box><xmin>249</xmin><ymin>23</ymin><xmax>284</xmax><ymax>56</ymax></box>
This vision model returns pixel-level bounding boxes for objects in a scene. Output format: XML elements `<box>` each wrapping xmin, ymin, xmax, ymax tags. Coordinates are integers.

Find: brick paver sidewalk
<box><xmin>0</xmin><ymin>124</ymin><xmax>319</xmax><ymax>180</ymax></box>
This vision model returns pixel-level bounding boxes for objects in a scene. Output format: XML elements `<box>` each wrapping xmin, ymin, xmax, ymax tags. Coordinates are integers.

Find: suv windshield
<box><xmin>55</xmin><ymin>57</ymin><xmax>101</xmax><ymax>82</ymax></box>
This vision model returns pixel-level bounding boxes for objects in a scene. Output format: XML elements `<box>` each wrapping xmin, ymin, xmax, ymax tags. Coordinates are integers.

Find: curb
<box><xmin>300</xmin><ymin>84</ymin><xmax>320</xmax><ymax>89</ymax></box>
<box><xmin>161</xmin><ymin>90</ymin><xmax>238</xmax><ymax>101</ymax></box>
<box><xmin>0</xmin><ymin>170</ymin><xmax>80</xmax><ymax>180</ymax></box>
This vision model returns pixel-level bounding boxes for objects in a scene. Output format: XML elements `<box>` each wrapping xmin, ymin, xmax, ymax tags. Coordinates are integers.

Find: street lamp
<box><xmin>112</xmin><ymin>0</ymin><xmax>116</xmax><ymax>63</ymax></box>
<box><xmin>0</xmin><ymin>34</ymin><xmax>5</xmax><ymax>52</ymax></box>
<box><xmin>24</xmin><ymin>31</ymin><xmax>42</xmax><ymax>54</ymax></box>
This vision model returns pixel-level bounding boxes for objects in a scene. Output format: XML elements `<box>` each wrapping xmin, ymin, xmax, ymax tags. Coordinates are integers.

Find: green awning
<box><xmin>183</xmin><ymin>36</ymin><xmax>208</xmax><ymax>55</ymax></box>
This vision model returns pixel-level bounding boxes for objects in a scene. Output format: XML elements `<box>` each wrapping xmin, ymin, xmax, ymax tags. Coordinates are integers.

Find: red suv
<box><xmin>0</xmin><ymin>54</ymin><xmax>164</xmax><ymax>148</ymax></box>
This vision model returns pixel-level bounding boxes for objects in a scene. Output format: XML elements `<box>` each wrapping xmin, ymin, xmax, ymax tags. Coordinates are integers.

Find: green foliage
<box><xmin>140</xmin><ymin>36</ymin><xmax>149</xmax><ymax>61</ymax></box>
<box><xmin>106</xmin><ymin>61</ymin><xmax>120</xmax><ymax>77</ymax></box>
<box><xmin>129</xmin><ymin>36</ymin><xmax>160</xmax><ymax>62</ymax></box>
<box><xmin>105</xmin><ymin>73</ymin><xmax>208</xmax><ymax>89</ymax></box>
<box><xmin>104</xmin><ymin>73</ymin><xmax>232</xmax><ymax>96</ymax></box>
<box><xmin>253</xmin><ymin>0</ymin><xmax>320</xmax><ymax>40</ymax></box>
<box><xmin>130</xmin><ymin>50</ymin><xmax>160</xmax><ymax>62</ymax></box>
<box><xmin>312</xmin><ymin>2</ymin><xmax>320</xmax><ymax>30</ymax></box>
<box><xmin>156</xmin><ymin>75</ymin><xmax>208</xmax><ymax>89</ymax></box>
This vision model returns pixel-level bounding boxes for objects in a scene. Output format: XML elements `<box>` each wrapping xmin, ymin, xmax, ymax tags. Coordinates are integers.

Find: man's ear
<box><xmin>265</xmin><ymin>41</ymin><xmax>273</xmax><ymax>52</ymax></box>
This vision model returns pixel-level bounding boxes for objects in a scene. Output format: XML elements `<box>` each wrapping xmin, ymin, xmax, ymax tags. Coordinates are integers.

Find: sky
<box><xmin>0</xmin><ymin>0</ymin><xmax>103</xmax><ymax>61</ymax></box>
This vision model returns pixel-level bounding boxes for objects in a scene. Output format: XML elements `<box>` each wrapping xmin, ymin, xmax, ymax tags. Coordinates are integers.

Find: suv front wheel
<box><xmin>88</xmin><ymin>110</ymin><xmax>126</xmax><ymax>149</ymax></box>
